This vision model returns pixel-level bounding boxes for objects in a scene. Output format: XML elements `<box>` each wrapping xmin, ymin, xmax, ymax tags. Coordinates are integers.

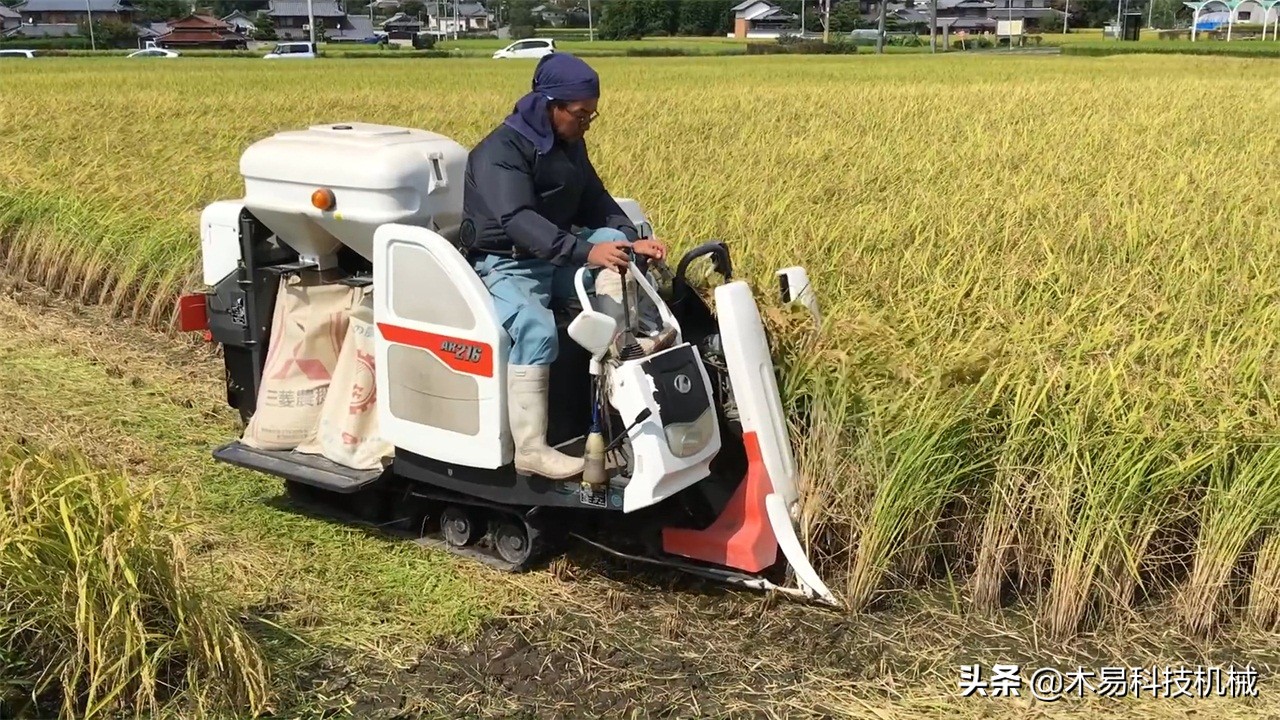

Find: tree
<box><xmin>828</xmin><ymin>0</ymin><xmax>864</xmax><ymax>30</ymax></box>
<box><xmin>131</xmin><ymin>0</ymin><xmax>186</xmax><ymax>21</ymax></box>
<box><xmin>254</xmin><ymin>12</ymin><xmax>278</xmax><ymax>39</ymax></box>
<box><xmin>77</xmin><ymin>17</ymin><xmax>138</xmax><ymax>47</ymax></box>
<box><xmin>676</xmin><ymin>0</ymin><xmax>733</xmax><ymax>35</ymax></box>
<box><xmin>500</xmin><ymin>0</ymin><xmax>535</xmax><ymax>36</ymax></box>
<box><xmin>598</xmin><ymin>0</ymin><xmax>644</xmax><ymax>39</ymax></box>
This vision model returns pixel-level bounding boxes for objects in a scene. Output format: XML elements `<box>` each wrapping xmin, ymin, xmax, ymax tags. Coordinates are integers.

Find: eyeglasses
<box><xmin>559</xmin><ymin>107</ymin><xmax>598</xmax><ymax>125</ymax></box>
<box><xmin>547</xmin><ymin>96</ymin><xmax>599</xmax><ymax>125</ymax></box>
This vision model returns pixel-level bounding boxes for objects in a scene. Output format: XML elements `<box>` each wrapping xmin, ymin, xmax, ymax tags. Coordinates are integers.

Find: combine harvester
<box><xmin>178</xmin><ymin>122</ymin><xmax>838</xmax><ymax>606</ymax></box>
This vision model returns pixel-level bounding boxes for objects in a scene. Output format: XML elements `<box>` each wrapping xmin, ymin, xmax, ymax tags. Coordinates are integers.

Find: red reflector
<box><xmin>202</xmin><ymin>329</ymin><xmax>213</xmax><ymax>343</ymax></box>
<box><xmin>177</xmin><ymin>293</ymin><xmax>208</xmax><ymax>333</ymax></box>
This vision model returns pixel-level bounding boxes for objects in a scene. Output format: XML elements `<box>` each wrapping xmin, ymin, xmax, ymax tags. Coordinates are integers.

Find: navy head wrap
<box><xmin>503</xmin><ymin>52</ymin><xmax>600</xmax><ymax>155</ymax></box>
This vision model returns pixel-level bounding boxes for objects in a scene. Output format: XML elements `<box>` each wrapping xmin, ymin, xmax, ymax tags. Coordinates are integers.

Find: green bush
<box><xmin>747</xmin><ymin>39</ymin><xmax>859</xmax><ymax>55</ymax></box>
<box><xmin>624</xmin><ymin>47</ymin><xmax>692</xmax><ymax>56</ymax></box>
<box><xmin>1062</xmin><ymin>41</ymin><xmax>1280</xmax><ymax>58</ymax></box>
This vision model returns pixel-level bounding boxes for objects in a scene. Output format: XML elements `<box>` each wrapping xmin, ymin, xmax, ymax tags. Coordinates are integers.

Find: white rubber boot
<box><xmin>508</xmin><ymin>364</ymin><xmax>584</xmax><ymax>479</ymax></box>
<box><xmin>594</xmin><ymin>269</ymin><xmax>676</xmax><ymax>356</ymax></box>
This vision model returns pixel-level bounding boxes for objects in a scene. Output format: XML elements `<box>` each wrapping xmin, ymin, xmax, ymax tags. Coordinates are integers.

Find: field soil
<box><xmin>3</xmin><ymin>272</ymin><xmax>1280</xmax><ymax>719</ymax></box>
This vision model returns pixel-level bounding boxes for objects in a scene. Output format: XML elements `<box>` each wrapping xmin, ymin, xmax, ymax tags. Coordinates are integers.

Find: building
<box><xmin>155</xmin><ymin>13</ymin><xmax>247</xmax><ymax>48</ymax></box>
<box><xmin>859</xmin><ymin>0</ymin><xmax>1062</xmax><ymax>32</ymax></box>
<box><xmin>0</xmin><ymin>4</ymin><xmax>21</xmax><ymax>32</ymax></box>
<box><xmin>529</xmin><ymin>3</ymin><xmax>566</xmax><ymax>25</ymax></box>
<box><xmin>381</xmin><ymin>11</ymin><xmax>420</xmax><ymax>38</ymax></box>
<box><xmin>265</xmin><ymin>0</ymin><xmax>376</xmax><ymax>40</ymax></box>
<box><xmin>984</xmin><ymin>0</ymin><xmax>1061</xmax><ymax>28</ymax></box>
<box><xmin>135</xmin><ymin>21</ymin><xmax>170</xmax><ymax>43</ymax></box>
<box><xmin>11</xmin><ymin>0</ymin><xmax>135</xmax><ymax>25</ymax></box>
<box><xmin>330</xmin><ymin>14</ymin><xmax>375</xmax><ymax>40</ymax></box>
<box><xmin>730</xmin><ymin>0</ymin><xmax>799</xmax><ymax>38</ymax></box>
<box><xmin>427</xmin><ymin>1</ymin><xmax>489</xmax><ymax>33</ymax></box>
<box><xmin>864</xmin><ymin>0</ymin><xmax>997</xmax><ymax>33</ymax></box>
<box><xmin>267</xmin><ymin>0</ymin><xmax>348</xmax><ymax>38</ymax></box>
<box><xmin>2</xmin><ymin>20</ymin><xmax>81</xmax><ymax>39</ymax></box>
<box><xmin>221</xmin><ymin>9</ymin><xmax>256</xmax><ymax>34</ymax></box>
<box><xmin>529</xmin><ymin>3</ymin><xmax>588</xmax><ymax>26</ymax></box>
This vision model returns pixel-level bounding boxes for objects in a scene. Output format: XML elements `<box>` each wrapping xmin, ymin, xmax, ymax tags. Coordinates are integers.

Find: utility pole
<box><xmin>307</xmin><ymin>0</ymin><xmax>316</xmax><ymax>46</ymax></box>
<box><xmin>930</xmin><ymin>0</ymin><xmax>937</xmax><ymax>51</ymax></box>
<box><xmin>587</xmin><ymin>0</ymin><xmax>593</xmax><ymax>40</ymax></box>
<box><xmin>876</xmin><ymin>0</ymin><xmax>886</xmax><ymax>52</ymax></box>
<box><xmin>823</xmin><ymin>0</ymin><xmax>831</xmax><ymax>42</ymax></box>
<box><xmin>85</xmin><ymin>0</ymin><xmax>96</xmax><ymax>50</ymax></box>
<box><xmin>1063</xmin><ymin>0</ymin><xmax>1069</xmax><ymax>33</ymax></box>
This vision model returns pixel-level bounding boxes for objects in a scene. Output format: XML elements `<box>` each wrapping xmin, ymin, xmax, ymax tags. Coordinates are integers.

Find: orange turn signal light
<box><xmin>311</xmin><ymin>188</ymin><xmax>335</xmax><ymax>211</ymax></box>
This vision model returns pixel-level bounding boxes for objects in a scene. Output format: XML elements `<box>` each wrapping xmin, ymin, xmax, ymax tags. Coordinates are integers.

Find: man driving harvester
<box><xmin>460</xmin><ymin>53</ymin><xmax>672</xmax><ymax>481</ymax></box>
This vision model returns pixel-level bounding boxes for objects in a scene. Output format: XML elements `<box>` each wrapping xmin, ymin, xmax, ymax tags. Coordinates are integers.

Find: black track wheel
<box><xmin>491</xmin><ymin>517</ymin><xmax>535</xmax><ymax>567</ymax></box>
<box><xmin>440</xmin><ymin>505</ymin><xmax>481</xmax><ymax>548</ymax></box>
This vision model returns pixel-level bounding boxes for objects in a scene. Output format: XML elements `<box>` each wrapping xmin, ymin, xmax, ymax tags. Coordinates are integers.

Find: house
<box><xmin>863</xmin><ymin>0</ymin><xmax>998</xmax><ymax>33</ymax></box>
<box><xmin>859</xmin><ymin>0</ymin><xmax>1062</xmax><ymax>33</ymax></box>
<box><xmin>427</xmin><ymin>1</ymin><xmax>489</xmax><ymax>33</ymax></box>
<box><xmin>381</xmin><ymin>10</ymin><xmax>420</xmax><ymax>38</ymax></box>
<box><xmin>983</xmin><ymin>0</ymin><xmax>1061</xmax><ymax>29</ymax></box>
<box><xmin>529</xmin><ymin>3</ymin><xmax>565</xmax><ymax>25</ymax></box>
<box><xmin>530</xmin><ymin>3</ymin><xmax>587</xmax><ymax>27</ymax></box>
<box><xmin>134</xmin><ymin>21</ymin><xmax>167</xmax><ymax>42</ymax></box>
<box><xmin>267</xmin><ymin>0</ymin><xmax>348</xmax><ymax>38</ymax></box>
<box><xmin>328</xmin><ymin>14</ymin><xmax>374</xmax><ymax>40</ymax></box>
<box><xmin>11</xmin><ymin>0</ymin><xmax>135</xmax><ymax>25</ymax></box>
<box><xmin>155</xmin><ymin>13</ymin><xmax>247</xmax><ymax>48</ymax></box>
<box><xmin>221</xmin><ymin>9</ymin><xmax>256</xmax><ymax>34</ymax></box>
<box><xmin>265</xmin><ymin>0</ymin><xmax>375</xmax><ymax>40</ymax></box>
<box><xmin>0</xmin><ymin>4</ymin><xmax>21</xmax><ymax>32</ymax></box>
<box><xmin>2</xmin><ymin>20</ymin><xmax>81</xmax><ymax>39</ymax></box>
<box><xmin>730</xmin><ymin>0</ymin><xmax>799</xmax><ymax>38</ymax></box>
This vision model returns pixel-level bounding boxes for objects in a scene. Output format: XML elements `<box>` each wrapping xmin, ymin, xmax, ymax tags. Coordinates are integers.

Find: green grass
<box><xmin>1063</xmin><ymin>39</ymin><xmax>1280</xmax><ymax>57</ymax></box>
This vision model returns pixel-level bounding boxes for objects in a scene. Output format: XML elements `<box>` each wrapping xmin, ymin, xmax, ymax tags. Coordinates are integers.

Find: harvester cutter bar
<box><xmin>568</xmin><ymin>532</ymin><xmax>841</xmax><ymax>608</ymax></box>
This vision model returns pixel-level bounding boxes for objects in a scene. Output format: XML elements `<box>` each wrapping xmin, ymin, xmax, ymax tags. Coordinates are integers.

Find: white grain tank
<box><xmin>239</xmin><ymin>123</ymin><xmax>468</xmax><ymax>269</ymax></box>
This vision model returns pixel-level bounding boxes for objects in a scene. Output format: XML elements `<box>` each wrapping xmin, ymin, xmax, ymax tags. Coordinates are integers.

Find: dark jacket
<box><xmin>460</xmin><ymin>123</ymin><xmax>639</xmax><ymax>267</ymax></box>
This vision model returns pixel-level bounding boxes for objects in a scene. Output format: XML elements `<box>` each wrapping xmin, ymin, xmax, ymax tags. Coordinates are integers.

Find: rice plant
<box><xmin>0</xmin><ymin>440</ymin><xmax>271</xmax><ymax>719</ymax></box>
<box><xmin>4</xmin><ymin>53</ymin><xmax>1280</xmax><ymax>637</ymax></box>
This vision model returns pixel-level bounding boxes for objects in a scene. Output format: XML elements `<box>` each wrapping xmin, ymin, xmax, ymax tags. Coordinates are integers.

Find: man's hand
<box><xmin>632</xmin><ymin>239</ymin><xmax>667</xmax><ymax>261</ymax></box>
<box><xmin>587</xmin><ymin>241</ymin><xmax>632</xmax><ymax>272</ymax></box>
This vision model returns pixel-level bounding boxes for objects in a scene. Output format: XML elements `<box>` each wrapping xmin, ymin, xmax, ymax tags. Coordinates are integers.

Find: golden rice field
<box><xmin>4</xmin><ymin>52</ymin><xmax>1280</xmax><ymax>644</ymax></box>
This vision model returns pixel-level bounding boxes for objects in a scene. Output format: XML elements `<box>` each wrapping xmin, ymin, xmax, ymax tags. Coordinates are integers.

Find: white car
<box><xmin>264</xmin><ymin>41</ymin><xmax>317</xmax><ymax>59</ymax></box>
<box><xmin>128</xmin><ymin>48</ymin><xmax>180</xmax><ymax>58</ymax></box>
<box><xmin>0</xmin><ymin>49</ymin><xmax>36</xmax><ymax>58</ymax></box>
<box><xmin>492</xmin><ymin>38</ymin><xmax>555</xmax><ymax>59</ymax></box>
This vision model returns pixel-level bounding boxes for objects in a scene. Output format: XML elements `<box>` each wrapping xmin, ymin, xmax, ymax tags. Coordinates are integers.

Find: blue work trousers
<box><xmin>472</xmin><ymin>227</ymin><xmax>628</xmax><ymax>366</ymax></box>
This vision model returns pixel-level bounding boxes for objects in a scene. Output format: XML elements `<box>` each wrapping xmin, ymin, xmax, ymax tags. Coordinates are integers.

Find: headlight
<box><xmin>663</xmin><ymin>407</ymin><xmax>715</xmax><ymax>458</ymax></box>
